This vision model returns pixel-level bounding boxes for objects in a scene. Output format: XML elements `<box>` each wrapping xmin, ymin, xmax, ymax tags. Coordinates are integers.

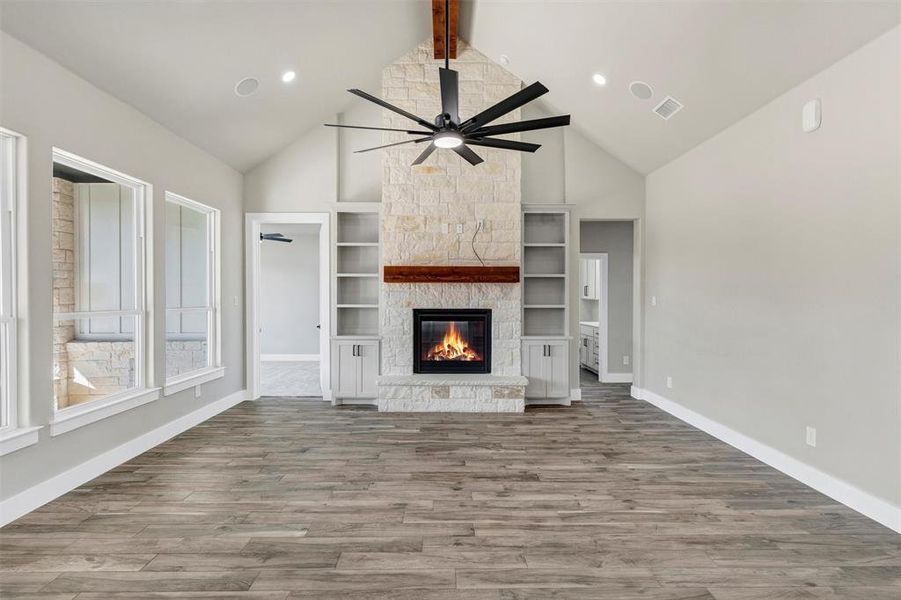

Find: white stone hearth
<box><xmin>377</xmin><ymin>374</ymin><xmax>527</xmax><ymax>413</ymax></box>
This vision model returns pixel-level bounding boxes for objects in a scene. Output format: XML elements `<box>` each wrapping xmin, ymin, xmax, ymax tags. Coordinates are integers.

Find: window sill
<box><xmin>163</xmin><ymin>366</ymin><xmax>226</xmax><ymax>397</ymax></box>
<box><xmin>50</xmin><ymin>387</ymin><xmax>161</xmax><ymax>437</ymax></box>
<box><xmin>0</xmin><ymin>426</ymin><xmax>41</xmax><ymax>456</ymax></box>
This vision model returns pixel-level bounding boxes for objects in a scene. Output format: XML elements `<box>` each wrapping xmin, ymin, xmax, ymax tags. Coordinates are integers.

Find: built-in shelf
<box><xmin>334</xmin><ymin>208</ymin><xmax>381</xmax><ymax>338</ymax></box>
<box><xmin>522</xmin><ymin>209</ymin><xmax>569</xmax><ymax>337</ymax></box>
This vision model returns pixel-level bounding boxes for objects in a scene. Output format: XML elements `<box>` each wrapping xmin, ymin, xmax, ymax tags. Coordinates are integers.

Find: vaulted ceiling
<box><xmin>1</xmin><ymin>1</ymin><xmax>898</xmax><ymax>173</ymax></box>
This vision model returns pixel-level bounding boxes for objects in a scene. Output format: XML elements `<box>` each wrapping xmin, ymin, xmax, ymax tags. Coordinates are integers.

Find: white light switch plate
<box><xmin>806</xmin><ymin>426</ymin><xmax>817</xmax><ymax>447</ymax></box>
<box><xmin>666</xmin><ymin>376</ymin><xmax>673</xmax><ymax>389</ymax></box>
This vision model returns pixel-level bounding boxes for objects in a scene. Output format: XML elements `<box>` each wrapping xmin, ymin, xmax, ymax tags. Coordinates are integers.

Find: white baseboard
<box><xmin>602</xmin><ymin>372</ymin><xmax>633</xmax><ymax>383</ymax></box>
<box><xmin>630</xmin><ymin>386</ymin><xmax>901</xmax><ymax>534</ymax></box>
<box><xmin>261</xmin><ymin>354</ymin><xmax>319</xmax><ymax>362</ymax></box>
<box><xmin>570</xmin><ymin>388</ymin><xmax>582</xmax><ymax>401</ymax></box>
<box><xmin>0</xmin><ymin>389</ymin><xmax>248</xmax><ymax>527</ymax></box>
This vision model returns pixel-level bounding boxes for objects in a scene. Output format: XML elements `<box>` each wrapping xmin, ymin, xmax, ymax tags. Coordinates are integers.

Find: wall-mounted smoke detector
<box><xmin>653</xmin><ymin>95</ymin><xmax>683</xmax><ymax>120</ymax></box>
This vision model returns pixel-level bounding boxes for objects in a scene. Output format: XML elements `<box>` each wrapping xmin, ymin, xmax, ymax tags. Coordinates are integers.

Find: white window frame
<box><xmin>50</xmin><ymin>149</ymin><xmax>158</xmax><ymax>436</ymax></box>
<box><xmin>163</xmin><ymin>191</ymin><xmax>223</xmax><ymax>395</ymax></box>
<box><xmin>0</xmin><ymin>128</ymin><xmax>39</xmax><ymax>455</ymax></box>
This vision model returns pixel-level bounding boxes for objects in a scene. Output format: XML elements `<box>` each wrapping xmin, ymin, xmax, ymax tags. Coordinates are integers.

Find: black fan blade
<box><xmin>465</xmin><ymin>138</ymin><xmax>541</xmax><ymax>153</ymax></box>
<box><xmin>453</xmin><ymin>144</ymin><xmax>484</xmax><ymax>165</ymax></box>
<box><xmin>439</xmin><ymin>67</ymin><xmax>459</xmax><ymax>125</ymax></box>
<box><xmin>412</xmin><ymin>144</ymin><xmax>437</xmax><ymax>165</ymax></box>
<box><xmin>460</xmin><ymin>81</ymin><xmax>549</xmax><ymax>132</ymax></box>
<box><xmin>324</xmin><ymin>123</ymin><xmax>433</xmax><ymax>135</ymax></box>
<box><xmin>354</xmin><ymin>137</ymin><xmax>431</xmax><ymax>154</ymax></box>
<box><xmin>347</xmin><ymin>89</ymin><xmax>437</xmax><ymax>131</ymax></box>
<box><xmin>468</xmin><ymin>115</ymin><xmax>571</xmax><ymax>137</ymax></box>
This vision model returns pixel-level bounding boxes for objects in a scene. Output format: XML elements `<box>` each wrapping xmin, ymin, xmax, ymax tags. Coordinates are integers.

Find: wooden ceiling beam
<box><xmin>432</xmin><ymin>0</ymin><xmax>459</xmax><ymax>60</ymax></box>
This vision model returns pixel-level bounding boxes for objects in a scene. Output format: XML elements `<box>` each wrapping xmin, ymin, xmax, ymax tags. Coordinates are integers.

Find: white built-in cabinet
<box><xmin>522</xmin><ymin>340</ymin><xmax>569</xmax><ymax>400</ymax></box>
<box><xmin>331</xmin><ymin>204</ymin><xmax>380</xmax><ymax>403</ymax></box>
<box><xmin>521</xmin><ymin>205</ymin><xmax>571</xmax><ymax>403</ymax></box>
<box><xmin>332</xmin><ymin>339</ymin><xmax>379</xmax><ymax>400</ymax></box>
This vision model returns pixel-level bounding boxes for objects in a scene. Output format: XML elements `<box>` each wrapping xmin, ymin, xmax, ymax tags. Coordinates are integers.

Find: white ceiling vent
<box><xmin>653</xmin><ymin>96</ymin><xmax>683</xmax><ymax>120</ymax></box>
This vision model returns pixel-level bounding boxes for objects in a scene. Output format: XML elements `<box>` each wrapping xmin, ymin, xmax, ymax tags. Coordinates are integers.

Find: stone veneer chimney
<box><xmin>379</xmin><ymin>40</ymin><xmax>523</xmax><ymax>378</ymax></box>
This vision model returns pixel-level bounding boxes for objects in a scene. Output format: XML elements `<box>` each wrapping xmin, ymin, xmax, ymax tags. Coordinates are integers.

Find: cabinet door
<box><xmin>545</xmin><ymin>341</ymin><xmax>570</xmax><ymax>398</ymax></box>
<box><xmin>579</xmin><ymin>335</ymin><xmax>589</xmax><ymax>366</ymax></box>
<box><xmin>579</xmin><ymin>259</ymin><xmax>589</xmax><ymax>299</ymax></box>
<box><xmin>333</xmin><ymin>341</ymin><xmax>359</xmax><ymax>398</ymax></box>
<box><xmin>522</xmin><ymin>341</ymin><xmax>547</xmax><ymax>399</ymax></box>
<box><xmin>586</xmin><ymin>260</ymin><xmax>598</xmax><ymax>299</ymax></box>
<box><xmin>357</xmin><ymin>341</ymin><xmax>379</xmax><ymax>398</ymax></box>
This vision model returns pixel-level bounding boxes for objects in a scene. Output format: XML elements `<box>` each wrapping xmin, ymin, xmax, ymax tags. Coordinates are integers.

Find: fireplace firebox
<box><xmin>413</xmin><ymin>309</ymin><xmax>491</xmax><ymax>374</ymax></box>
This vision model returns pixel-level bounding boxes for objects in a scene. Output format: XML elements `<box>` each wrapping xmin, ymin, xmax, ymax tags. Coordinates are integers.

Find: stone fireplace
<box><xmin>375</xmin><ymin>39</ymin><xmax>526</xmax><ymax>412</ymax></box>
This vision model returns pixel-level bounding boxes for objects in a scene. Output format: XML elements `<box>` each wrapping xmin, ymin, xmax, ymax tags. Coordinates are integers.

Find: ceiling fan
<box><xmin>324</xmin><ymin>0</ymin><xmax>570</xmax><ymax>166</ymax></box>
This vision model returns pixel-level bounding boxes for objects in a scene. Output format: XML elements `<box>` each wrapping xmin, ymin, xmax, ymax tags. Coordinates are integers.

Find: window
<box><xmin>50</xmin><ymin>149</ymin><xmax>155</xmax><ymax>435</ymax></box>
<box><xmin>0</xmin><ymin>129</ymin><xmax>34</xmax><ymax>453</ymax></box>
<box><xmin>164</xmin><ymin>192</ymin><xmax>221</xmax><ymax>393</ymax></box>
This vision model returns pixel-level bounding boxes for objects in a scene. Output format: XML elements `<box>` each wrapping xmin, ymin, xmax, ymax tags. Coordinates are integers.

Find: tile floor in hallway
<box><xmin>260</xmin><ymin>361</ymin><xmax>322</xmax><ymax>397</ymax></box>
<box><xmin>1</xmin><ymin>383</ymin><xmax>899</xmax><ymax>598</ymax></box>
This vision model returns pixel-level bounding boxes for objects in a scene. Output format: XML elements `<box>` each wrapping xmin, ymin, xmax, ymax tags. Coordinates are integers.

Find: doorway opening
<box><xmin>578</xmin><ymin>220</ymin><xmax>636</xmax><ymax>392</ymax></box>
<box><xmin>246</xmin><ymin>213</ymin><xmax>330</xmax><ymax>400</ymax></box>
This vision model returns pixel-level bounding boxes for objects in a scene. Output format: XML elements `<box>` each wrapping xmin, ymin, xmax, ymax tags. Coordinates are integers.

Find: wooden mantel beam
<box><xmin>432</xmin><ymin>0</ymin><xmax>459</xmax><ymax>60</ymax></box>
<box><xmin>384</xmin><ymin>265</ymin><xmax>520</xmax><ymax>284</ymax></box>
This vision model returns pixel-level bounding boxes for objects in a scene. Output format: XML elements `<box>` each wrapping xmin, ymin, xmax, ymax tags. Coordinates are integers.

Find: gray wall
<box><xmin>644</xmin><ymin>27</ymin><xmax>900</xmax><ymax>506</ymax></box>
<box><xmin>581</xmin><ymin>221</ymin><xmax>634</xmax><ymax>376</ymax></box>
<box><xmin>245</xmin><ymin>92</ymin><xmax>646</xmax><ymax>393</ymax></box>
<box><xmin>0</xmin><ymin>32</ymin><xmax>244</xmax><ymax>501</ymax></box>
<box><xmin>260</xmin><ymin>224</ymin><xmax>320</xmax><ymax>356</ymax></box>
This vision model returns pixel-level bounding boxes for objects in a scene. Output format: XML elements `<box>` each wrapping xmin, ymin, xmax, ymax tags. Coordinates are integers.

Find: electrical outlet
<box><xmin>194</xmin><ymin>385</ymin><xmax>202</xmax><ymax>398</ymax></box>
<box><xmin>666</xmin><ymin>376</ymin><xmax>673</xmax><ymax>389</ymax></box>
<box><xmin>623</xmin><ymin>355</ymin><xmax>630</xmax><ymax>366</ymax></box>
<box><xmin>477</xmin><ymin>219</ymin><xmax>485</xmax><ymax>230</ymax></box>
<box><xmin>456</xmin><ymin>223</ymin><xmax>464</xmax><ymax>234</ymax></box>
<box><xmin>651</xmin><ymin>296</ymin><xmax>657</xmax><ymax>307</ymax></box>
<box><xmin>232</xmin><ymin>296</ymin><xmax>239</xmax><ymax>307</ymax></box>
<box><xmin>441</xmin><ymin>223</ymin><xmax>449</xmax><ymax>234</ymax></box>
<box><xmin>806</xmin><ymin>426</ymin><xmax>817</xmax><ymax>447</ymax></box>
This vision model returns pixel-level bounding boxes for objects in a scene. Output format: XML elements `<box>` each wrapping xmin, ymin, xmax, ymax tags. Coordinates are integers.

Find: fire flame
<box><xmin>426</xmin><ymin>321</ymin><xmax>481</xmax><ymax>361</ymax></box>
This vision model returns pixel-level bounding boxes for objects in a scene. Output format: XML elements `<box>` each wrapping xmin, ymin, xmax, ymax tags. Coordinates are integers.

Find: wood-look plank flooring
<box><xmin>2</xmin><ymin>380</ymin><xmax>899</xmax><ymax>599</ymax></box>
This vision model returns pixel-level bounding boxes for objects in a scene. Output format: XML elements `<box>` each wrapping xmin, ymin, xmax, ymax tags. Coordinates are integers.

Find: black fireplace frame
<box><xmin>413</xmin><ymin>308</ymin><xmax>492</xmax><ymax>374</ymax></box>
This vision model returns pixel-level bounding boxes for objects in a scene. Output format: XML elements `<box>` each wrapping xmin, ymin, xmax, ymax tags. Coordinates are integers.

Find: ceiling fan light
<box><xmin>433</xmin><ymin>131</ymin><xmax>463</xmax><ymax>149</ymax></box>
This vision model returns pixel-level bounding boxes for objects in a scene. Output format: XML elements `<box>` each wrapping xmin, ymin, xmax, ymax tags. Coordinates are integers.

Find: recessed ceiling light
<box><xmin>592</xmin><ymin>73</ymin><xmax>607</xmax><ymax>86</ymax></box>
<box><xmin>234</xmin><ymin>77</ymin><xmax>260</xmax><ymax>97</ymax></box>
<box><xmin>281</xmin><ymin>70</ymin><xmax>297</xmax><ymax>83</ymax></box>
